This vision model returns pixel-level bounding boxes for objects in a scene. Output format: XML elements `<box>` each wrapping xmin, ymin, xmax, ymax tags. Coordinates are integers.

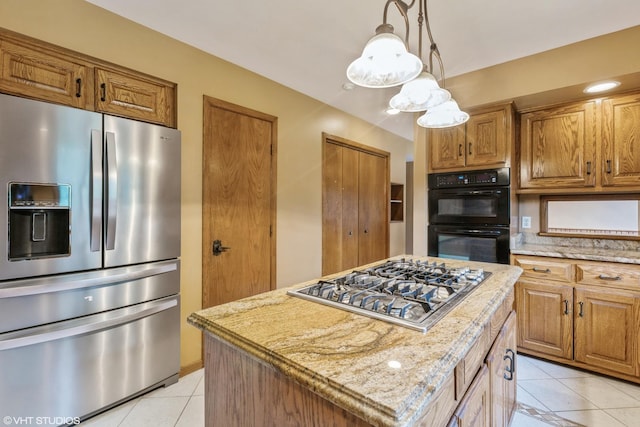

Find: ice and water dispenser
<box><xmin>8</xmin><ymin>183</ymin><xmax>71</xmax><ymax>260</ymax></box>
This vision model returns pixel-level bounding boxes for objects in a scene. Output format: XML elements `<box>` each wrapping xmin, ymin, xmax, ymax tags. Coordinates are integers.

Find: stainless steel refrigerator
<box><xmin>0</xmin><ymin>93</ymin><xmax>181</xmax><ymax>425</ymax></box>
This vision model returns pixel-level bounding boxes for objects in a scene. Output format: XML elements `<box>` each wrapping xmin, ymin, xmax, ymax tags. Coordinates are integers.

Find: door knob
<box><xmin>212</xmin><ymin>239</ymin><xmax>230</xmax><ymax>256</ymax></box>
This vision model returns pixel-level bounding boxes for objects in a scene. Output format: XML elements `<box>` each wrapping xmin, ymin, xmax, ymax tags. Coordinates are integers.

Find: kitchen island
<box><xmin>188</xmin><ymin>257</ymin><xmax>522</xmax><ymax>427</ymax></box>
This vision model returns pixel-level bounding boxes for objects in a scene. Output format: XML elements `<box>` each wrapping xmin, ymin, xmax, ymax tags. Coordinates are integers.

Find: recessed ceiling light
<box><xmin>583</xmin><ymin>81</ymin><xmax>620</xmax><ymax>94</ymax></box>
<box><xmin>386</xmin><ymin>107</ymin><xmax>401</xmax><ymax>115</ymax></box>
<box><xmin>342</xmin><ymin>82</ymin><xmax>355</xmax><ymax>91</ymax></box>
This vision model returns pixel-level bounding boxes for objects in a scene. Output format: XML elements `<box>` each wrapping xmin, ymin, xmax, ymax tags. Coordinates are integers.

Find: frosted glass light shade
<box><xmin>417</xmin><ymin>100</ymin><xmax>469</xmax><ymax>128</ymax></box>
<box><xmin>389</xmin><ymin>71</ymin><xmax>451</xmax><ymax>112</ymax></box>
<box><xmin>347</xmin><ymin>33</ymin><xmax>423</xmax><ymax>88</ymax></box>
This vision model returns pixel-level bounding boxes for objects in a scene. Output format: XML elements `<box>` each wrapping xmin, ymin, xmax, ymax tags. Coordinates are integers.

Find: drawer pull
<box><xmin>503</xmin><ymin>348</ymin><xmax>515</xmax><ymax>381</ymax></box>
<box><xmin>578</xmin><ymin>301</ymin><xmax>584</xmax><ymax>317</ymax></box>
<box><xmin>598</xmin><ymin>274</ymin><xmax>621</xmax><ymax>281</ymax></box>
<box><xmin>563</xmin><ymin>299</ymin><xmax>569</xmax><ymax>315</ymax></box>
<box><xmin>532</xmin><ymin>267</ymin><xmax>551</xmax><ymax>273</ymax></box>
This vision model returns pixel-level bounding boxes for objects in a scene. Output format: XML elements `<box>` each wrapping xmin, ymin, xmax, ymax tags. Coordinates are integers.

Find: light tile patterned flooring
<box><xmin>81</xmin><ymin>353</ymin><xmax>640</xmax><ymax>426</ymax></box>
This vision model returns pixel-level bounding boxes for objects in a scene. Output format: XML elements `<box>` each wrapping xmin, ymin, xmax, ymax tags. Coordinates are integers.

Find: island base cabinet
<box><xmin>204</xmin><ymin>334</ymin><xmax>372</xmax><ymax>427</ymax></box>
<box><xmin>452</xmin><ymin>365</ymin><xmax>491</xmax><ymax>427</ymax></box>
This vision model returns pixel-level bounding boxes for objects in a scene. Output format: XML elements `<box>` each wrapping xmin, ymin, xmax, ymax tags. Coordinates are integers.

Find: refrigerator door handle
<box><xmin>0</xmin><ymin>297</ymin><xmax>177</xmax><ymax>351</ymax></box>
<box><xmin>105</xmin><ymin>131</ymin><xmax>118</xmax><ymax>250</ymax></box>
<box><xmin>90</xmin><ymin>129</ymin><xmax>102</xmax><ymax>252</ymax></box>
<box><xmin>0</xmin><ymin>261</ymin><xmax>177</xmax><ymax>298</ymax></box>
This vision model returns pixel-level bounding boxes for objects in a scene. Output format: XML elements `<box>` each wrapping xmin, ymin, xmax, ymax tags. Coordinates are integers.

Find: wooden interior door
<box><xmin>202</xmin><ymin>96</ymin><xmax>276</xmax><ymax>309</ymax></box>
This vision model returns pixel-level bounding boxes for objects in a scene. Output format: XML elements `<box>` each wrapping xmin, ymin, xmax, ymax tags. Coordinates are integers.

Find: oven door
<box><xmin>428</xmin><ymin>187</ymin><xmax>509</xmax><ymax>225</ymax></box>
<box><xmin>428</xmin><ymin>225</ymin><xmax>510</xmax><ymax>264</ymax></box>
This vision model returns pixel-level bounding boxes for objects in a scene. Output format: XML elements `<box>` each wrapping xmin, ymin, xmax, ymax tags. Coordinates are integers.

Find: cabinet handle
<box><xmin>606</xmin><ymin>159</ymin><xmax>612</xmax><ymax>174</ymax></box>
<box><xmin>532</xmin><ymin>267</ymin><xmax>551</xmax><ymax>273</ymax></box>
<box><xmin>75</xmin><ymin>78</ymin><xmax>82</xmax><ymax>98</ymax></box>
<box><xmin>100</xmin><ymin>83</ymin><xmax>106</xmax><ymax>102</ymax></box>
<box><xmin>563</xmin><ymin>299</ymin><xmax>569</xmax><ymax>315</ymax></box>
<box><xmin>458</xmin><ymin>143</ymin><xmax>463</xmax><ymax>157</ymax></box>
<box><xmin>578</xmin><ymin>301</ymin><xmax>584</xmax><ymax>317</ymax></box>
<box><xmin>503</xmin><ymin>348</ymin><xmax>515</xmax><ymax>381</ymax></box>
<box><xmin>598</xmin><ymin>274</ymin><xmax>621</xmax><ymax>281</ymax></box>
<box><xmin>586</xmin><ymin>161</ymin><xmax>591</xmax><ymax>175</ymax></box>
<box><xmin>468</xmin><ymin>143</ymin><xmax>472</xmax><ymax>155</ymax></box>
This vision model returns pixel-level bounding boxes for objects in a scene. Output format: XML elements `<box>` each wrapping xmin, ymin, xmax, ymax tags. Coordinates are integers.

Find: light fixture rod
<box><xmin>422</xmin><ymin>0</ymin><xmax>445</xmax><ymax>86</ymax></box>
<box><xmin>381</xmin><ymin>0</ymin><xmax>416</xmax><ymax>47</ymax></box>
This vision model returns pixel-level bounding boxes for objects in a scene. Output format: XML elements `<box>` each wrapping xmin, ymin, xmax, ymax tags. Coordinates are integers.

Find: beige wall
<box><xmin>0</xmin><ymin>0</ymin><xmax>413</xmax><ymax>371</ymax></box>
<box><xmin>413</xmin><ymin>25</ymin><xmax>640</xmax><ymax>251</ymax></box>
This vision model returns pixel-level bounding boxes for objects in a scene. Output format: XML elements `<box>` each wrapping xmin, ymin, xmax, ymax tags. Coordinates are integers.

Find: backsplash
<box><xmin>517</xmin><ymin>232</ymin><xmax>640</xmax><ymax>252</ymax></box>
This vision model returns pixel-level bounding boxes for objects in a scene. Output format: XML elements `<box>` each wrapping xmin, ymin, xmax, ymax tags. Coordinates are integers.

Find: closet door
<box><xmin>358</xmin><ymin>151</ymin><xmax>389</xmax><ymax>266</ymax></box>
<box><xmin>322</xmin><ymin>135</ymin><xmax>390</xmax><ymax>275</ymax></box>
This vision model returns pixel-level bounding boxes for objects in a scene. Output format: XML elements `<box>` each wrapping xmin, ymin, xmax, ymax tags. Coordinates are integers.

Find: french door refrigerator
<box><xmin>0</xmin><ymin>93</ymin><xmax>181</xmax><ymax>425</ymax></box>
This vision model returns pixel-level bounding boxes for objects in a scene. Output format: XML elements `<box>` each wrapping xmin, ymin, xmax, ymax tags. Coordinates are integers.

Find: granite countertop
<box><xmin>511</xmin><ymin>233</ymin><xmax>640</xmax><ymax>265</ymax></box>
<box><xmin>188</xmin><ymin>256</ymin><xmax>522</xmax><ymax>427</ymax></box>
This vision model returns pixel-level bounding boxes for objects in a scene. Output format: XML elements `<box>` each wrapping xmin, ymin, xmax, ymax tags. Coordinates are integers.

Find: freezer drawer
<box><xmin>0</xmin><ymin>295</ymin><xmax>180</xmax><ymax>426</ymax></box>
<box><xmin>0</xmin><ymin>259</ymin><xmax>180</xmax><ymax>334</ymax></box>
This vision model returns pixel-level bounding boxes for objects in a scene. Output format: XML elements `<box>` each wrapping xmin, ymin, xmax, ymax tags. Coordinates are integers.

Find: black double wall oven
<box><xmin>428</xmin><ymin>168</ymin><xmax>510</xmax><ymax>264</ymax></box>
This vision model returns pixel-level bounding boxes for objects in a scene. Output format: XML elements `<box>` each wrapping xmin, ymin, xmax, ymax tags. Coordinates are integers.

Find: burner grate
<box><xmin>287</xmin><ymin>259</ymin><xmax>490</xmax><ymax>332</ymax></box>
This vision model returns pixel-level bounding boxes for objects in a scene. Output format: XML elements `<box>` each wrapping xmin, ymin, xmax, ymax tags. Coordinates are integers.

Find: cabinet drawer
<box><xmin>512</xmin><ymin>256</ymin><xmax>574</xmax><ymax>282</ymax></box>
<box><xmin>576</xmin><ymin>262</ymin><xmax>640</xmax><ymax>290</ymax></box>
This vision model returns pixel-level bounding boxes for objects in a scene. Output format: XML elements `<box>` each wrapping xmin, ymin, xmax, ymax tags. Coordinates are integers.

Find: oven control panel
<box><xmin>429</xmin><ymin>168</ymin><xmax>510</xmax><ymax>188</ymax></box>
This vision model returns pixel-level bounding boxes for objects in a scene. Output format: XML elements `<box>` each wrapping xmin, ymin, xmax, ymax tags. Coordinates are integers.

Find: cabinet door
<box><xmin>487</xmin><ymin>312</ymin><xmax>517</xmax><ymax>427</ymax></box>
<box><xmin>515</xmin><ymin>280</ymin><xmax>573</xmax><ymax>359</ymax></box>
<box><xmin>602</xmin><ymin>93</ymin><xmax>640</xmax><ymax>187</ymax></box>
<box><xmin>95</xmin><ymin>68</ymin><xmax>176</xmax><ymax>127</ymax></box>
<box><xmin>574</xmin><ymin>286</ymin><xmax>638</xmax><ymax>376</ymax></box>
<box><xmin>0</xmin><ymin>39</ymin><xmax>91</xmax><ymax>109</ymax></box>
<box><xmin>429</xmin><ymin>125</ymin><xmax>466</xmax><ymax>171</ymax></box>
<box><xmin>465</xmin><ymin>109</ymin><xmax>507</xmax><ymax>168</ymax></box>
<box><xmin>455</xmin><ymin>365</ymin><xmax>491</xmax><ymax>427</ymax></box>
<box><xmin>520</xmin><ymin>101</ymin><xmax>597</xmax><ymax>189</ymax></box>
<box><xmin>357</xmin><ymin>151</ymin><xmax>389</xmax><ymax>266</ymax></box>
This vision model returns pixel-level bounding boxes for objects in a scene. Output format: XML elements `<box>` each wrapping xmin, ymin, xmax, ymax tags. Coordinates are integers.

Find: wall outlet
<box><xmin>521</xmin><ymin>216</ymin><xmax>532</xmax><ymax>229</ymax></box>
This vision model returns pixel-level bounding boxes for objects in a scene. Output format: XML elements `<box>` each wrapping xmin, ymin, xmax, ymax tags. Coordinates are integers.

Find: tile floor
<box><xmin>81</xmin><ymin>354</ymin><xmax>640</xmax><ymax>426</ymax></box>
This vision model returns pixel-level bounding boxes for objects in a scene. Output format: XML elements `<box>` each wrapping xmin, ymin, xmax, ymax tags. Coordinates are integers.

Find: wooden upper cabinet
<box><xmin>520</xmin><ymin>101</ymin><xmax>597</xmax><ymax>189</ymax></box>
<box><xmin>0</xmin><ymin>39</ymin><xmax>92</xmax><ymax>109</ymax></box>
<box><xmin>429</xmin><ymin>125</ymin><xmax>466</xmax><ymax>170</ymax></box>
<box><xmin>0</xmin><ymin>28</ymin><xmax>177</xmax><ymax>128</ymax></box>
<box><xmin>429</xmin><ymin>102</ymin><xmax>512</xmax><ymax>173</ymax></box>
<box><xmin>95</xmin><ymin>68</ymin><xmax>176</xmax><ymax>127</ymax></box>
<box><xmin>466</xmin><ymin>108</ymin><xmax>508</xmax><ymax>168</ymax></box>
<box><xmin>601</xmin><ymin>92</ymin><xmax>640</xmax><ymax>187</ymax></box>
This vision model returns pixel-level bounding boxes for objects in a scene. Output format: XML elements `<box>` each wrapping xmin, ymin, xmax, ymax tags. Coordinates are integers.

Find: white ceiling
<box><xmin>86</xmin><ymin>0</ymin><xmax>640</xmax><ymax>140</ymax></box>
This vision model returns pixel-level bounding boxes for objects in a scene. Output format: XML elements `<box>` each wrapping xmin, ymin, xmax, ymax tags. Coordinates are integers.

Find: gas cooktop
<box><xmin>287</xmin><ymin>258</ymin><xmax>490</xmax><ymax>332</ymax></box>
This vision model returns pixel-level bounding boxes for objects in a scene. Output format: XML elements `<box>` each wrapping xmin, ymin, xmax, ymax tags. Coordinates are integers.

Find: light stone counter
<box><xmin>188</xmin><ymin>256</ymin><xmax>522</xmax><ymax>426</ymax></box>
<box><xmin>511</xmin><ymin>233</ymin><xmax>640</xmax><ymax>265</ymax></box>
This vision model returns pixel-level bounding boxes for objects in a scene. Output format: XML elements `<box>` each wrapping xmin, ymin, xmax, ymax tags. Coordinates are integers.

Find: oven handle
<box><xmin>442</xmin><ymin>229</ymin><xmax>503</xmax><ymax>236</ymax></box>
<box><xmin>456</xmin><ymin>190</ymin><xmax>502</xmax><ymax>196</ymax></box>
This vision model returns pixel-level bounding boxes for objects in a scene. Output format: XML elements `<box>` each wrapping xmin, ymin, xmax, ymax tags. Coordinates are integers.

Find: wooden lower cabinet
<box><xmin>516</xmin><ymin>279</ymin><xmax>573</xmax><ymax>360</ymax></box>
<box><xmin>513</xmin><ymin>255</ymin><xmax>640</xmax><ymax>382</ymax></box>
<box><xmin>574</xmin><ymin>286</ymin><xmax>639</xmax><ymax>376</ymax></box>
<box><xmin>453</xmin><ymin>365</ymin><xmax>491</xmax><ymax>427</ymax></box>
<box><xmin>487</xmin><ymin>312</ymin><xmax>517</xmax><ymax>427</ymax></box>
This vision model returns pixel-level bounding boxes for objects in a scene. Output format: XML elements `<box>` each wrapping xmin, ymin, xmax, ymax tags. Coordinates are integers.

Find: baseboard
<box><xmin>180</xmin><ymin>359</ymin><xmax>204</xmax><ymax>377</ymax></box>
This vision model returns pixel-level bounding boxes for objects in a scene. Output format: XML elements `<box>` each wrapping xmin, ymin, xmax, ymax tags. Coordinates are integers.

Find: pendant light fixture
<box><xmin>347</xmin><ymin>0</ymin><xmax>469</xmax><ymax>129</ymax></box>
<box><xmin>346</xmin><ymin>1</ymin><xmax>422</xmax><ymax>88</ymax></box>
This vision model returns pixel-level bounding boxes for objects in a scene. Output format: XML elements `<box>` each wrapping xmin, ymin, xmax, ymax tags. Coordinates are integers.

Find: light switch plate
<box><xmin>521</xmin><ymin>216</ymin><xmax>532</xmax><ymax>229</ymax></box>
